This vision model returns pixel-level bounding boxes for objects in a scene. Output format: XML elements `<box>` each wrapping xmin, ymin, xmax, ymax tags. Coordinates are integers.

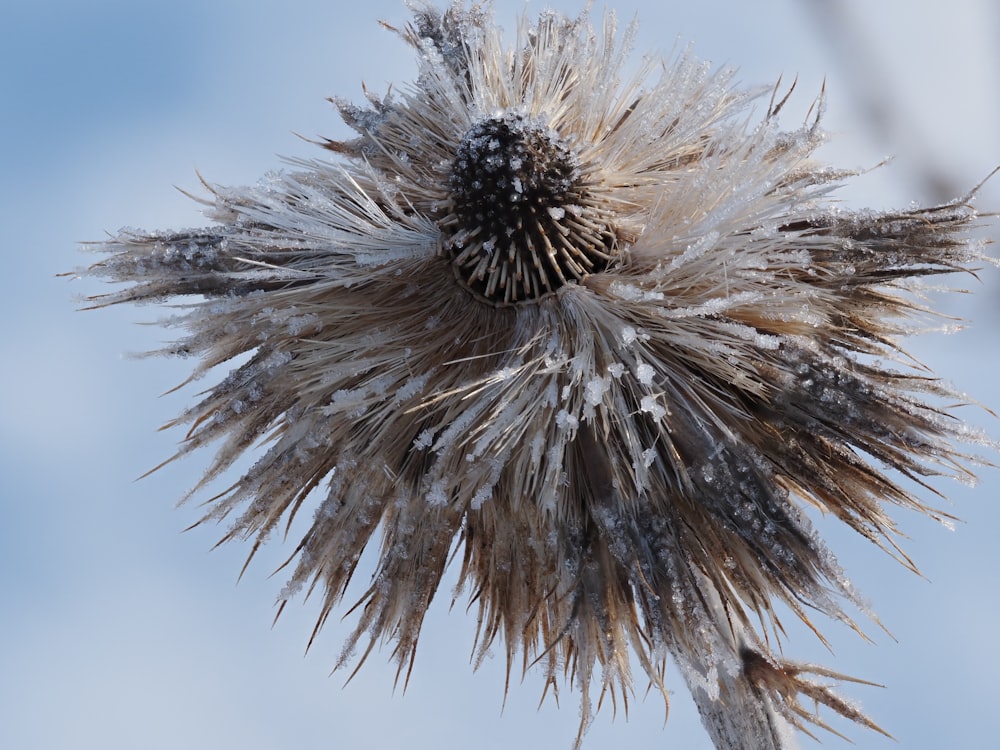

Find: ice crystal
<box><xmin>77</xmin><ymin>3</ymin><xmax>993</xmax><ymax>749</ymax></box>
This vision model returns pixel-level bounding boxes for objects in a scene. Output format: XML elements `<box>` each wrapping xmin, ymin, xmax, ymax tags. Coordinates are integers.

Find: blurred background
<box><xmin>2</xmin><ymin>1</ymin><xmax>998</xmax><ymax>748</ymax></box>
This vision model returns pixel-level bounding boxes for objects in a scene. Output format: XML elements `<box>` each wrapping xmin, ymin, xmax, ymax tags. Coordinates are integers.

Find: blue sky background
<box><xmin>3</xmin><ymin>1</ymin><xmax>999</xmax><ymax>748</ymax></box>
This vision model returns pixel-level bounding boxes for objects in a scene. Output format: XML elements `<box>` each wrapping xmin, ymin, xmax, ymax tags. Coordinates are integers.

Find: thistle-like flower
<box><xmin>79</xmin><ymin>3</ymin><xmax>993</xmax><ymax>748</ymax></box>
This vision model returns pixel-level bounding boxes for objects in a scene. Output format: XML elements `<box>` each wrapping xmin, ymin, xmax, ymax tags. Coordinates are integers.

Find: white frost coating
<box><xmin>543</xmin><ymin>380</ymin><xmax>559</xmax><ymax>407</ymax></box>
<box><xmin>668</xmin><ymin>230</ymin><xmax>722</xmax><ymax>271</ymax></box>
<box><xmin>640</xmin><ymin>394</ymin><xmax>667</xmax><ymax>420</ymax></box>
<box><xmin>330</xmin><ymin>387</ymin><xmax>367</xmax><ymax>411</ymax></box>
<box><xmin>471</xmin><ymin>485</ymin><xmax>492</xmax><ymax>509</ymax></box>
<box><xmin>555</xmin><ymin>409</ymin><xmax>579</xmax><ymax>430</ymax></box>
<box><xmin>432</xmin><ymin>397</ymin><xmax>489</xmax><ymax>454</ymax></box>
<box><xmin>661</xmin><ymin>289</ymin><xmax>762</xmax><ymax>319</ymax></box>
<box><xmin>529</xmin><ymin>431</ymin><xmax>546</xmax><ymax>466</ymax></box>
<box><xmin>425</xmin><ymin>478</ymin><xmax>448</xmax><ymax>506</ymax></box>
<box><xmin>584</xmin><ymin>376</ymin><xmax>608</xmax><ymax>406</ymax></box>
<box><xmin>621</xmin><ymin>325</ymin><xmax>637</xmax><ymax>345</ymax></box>
<box><xmin>608</xmin><ymin>281</ymin><xmax>665</xmax><ymax>302</ymax></box>
<box><xmin>635</xmin><ymin>362</ymin><xmax>655</xmax><ymax>385</ymax></box>
<box><xmin>413</xmin><ymin>429</ymin><xmax>435</xmax><ymax>451</ymax></box>
<box><xmin>285</xmin><ymin>313</ymin><xmax>319</xmax><ymax>336</ymax></box>
<box><xmin>752</xmin><ymin>332</ymin><xmax>782</xmax><ymax>350</ymax></box>
<box><xmin>395</xmin><ymin>373</ymin><xmax>431</xmax><ymax>403</ymax></box>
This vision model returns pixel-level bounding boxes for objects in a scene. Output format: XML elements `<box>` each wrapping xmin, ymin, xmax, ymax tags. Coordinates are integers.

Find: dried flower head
<box><xmin>78</xmin><ymin>3</ymin><xmax>993</xmax><ymax>748</ymax></box>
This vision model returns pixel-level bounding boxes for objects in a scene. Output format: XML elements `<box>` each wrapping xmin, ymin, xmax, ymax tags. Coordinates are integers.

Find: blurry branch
<box><xmin>803</xmin><ymin>0</ymin><xmax>960</xmax><ymax>203</ymax></box>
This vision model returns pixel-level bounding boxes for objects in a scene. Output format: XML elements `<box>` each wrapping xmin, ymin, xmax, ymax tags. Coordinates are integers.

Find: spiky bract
<box><xmin>81</xmin><ymin>3</ymin><xmax>991</xmax><ymax>748</ymax></box>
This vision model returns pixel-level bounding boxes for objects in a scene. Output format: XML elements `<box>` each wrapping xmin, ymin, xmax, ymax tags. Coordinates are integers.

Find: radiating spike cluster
<box><xmin>442</xmin><ymin>111</ymin><xmax>618</xmax><ymax>304</ymax></box>
<box><xmin>77</xmin><ymin>3</ymin><xmax>994</xmax><ymax>749</ymax></box>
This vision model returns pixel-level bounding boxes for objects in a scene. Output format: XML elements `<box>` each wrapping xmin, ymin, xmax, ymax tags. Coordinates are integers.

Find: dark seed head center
<box><xmin>443</xmin><ymin>112</ymin><xmax>616</xmax><ymax>305</ymax></box>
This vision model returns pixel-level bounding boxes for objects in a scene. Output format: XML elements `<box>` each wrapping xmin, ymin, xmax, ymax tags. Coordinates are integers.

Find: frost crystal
<box><xmin>77</xmin><ymin>3</ymin><xmax>994</xmax><ymax>749</ymax></box>
<box><xmin>635</xmin><ymin>362</ymin><xmax>655</xmax><ymax>385</ymax></box>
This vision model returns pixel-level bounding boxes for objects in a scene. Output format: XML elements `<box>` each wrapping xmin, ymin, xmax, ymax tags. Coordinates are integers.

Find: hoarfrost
<box><xmin>584</xmin><ymin>376</ymin><xmax>608</xmax><ymax>406</ymax></box>
<box><xmin>555</xmin><ymin>409</ymin><xmax>579</xmax><ymax>431</ymax></box>
<box><xmin>543</xmin><ymin>380</ymin><xmax>559</xmax><ymax>407</ymax></box>
<box><xmin>425</xmin><ymin>479</ymin><xmax>448</xmax><ymax>506</ymax></box>
<box><xmin>471</xmin><ymin>485</ymin><xmax>492</xmax><ymax>509</ymax></box>
<box><xmin>529</xmin><ymin>431</ymin><xmax>546</xmax><ymax>466</ymax></box>
<box><xmin>619</xmin><ymin>324</ymin><xmax>645</xmax><ymax>346</ymax></box>
<box><xmin>609</xmin><ymin>281</ymin><xmax>665</xmax><ymax>302</ymax></box>
<box><xmin>640</xmin><ymin>395</ymin><xmax>667</xmax><ymax>420</ymax></box>
<box><xmin>395</xmin><ymin>373</ymin><xmax>430</xmax><ymax>404</ymax></box>
<box><xmin>635</xmin><ymin>362</ymin><xmax>655</xmax><ymax>385</ymax></box>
